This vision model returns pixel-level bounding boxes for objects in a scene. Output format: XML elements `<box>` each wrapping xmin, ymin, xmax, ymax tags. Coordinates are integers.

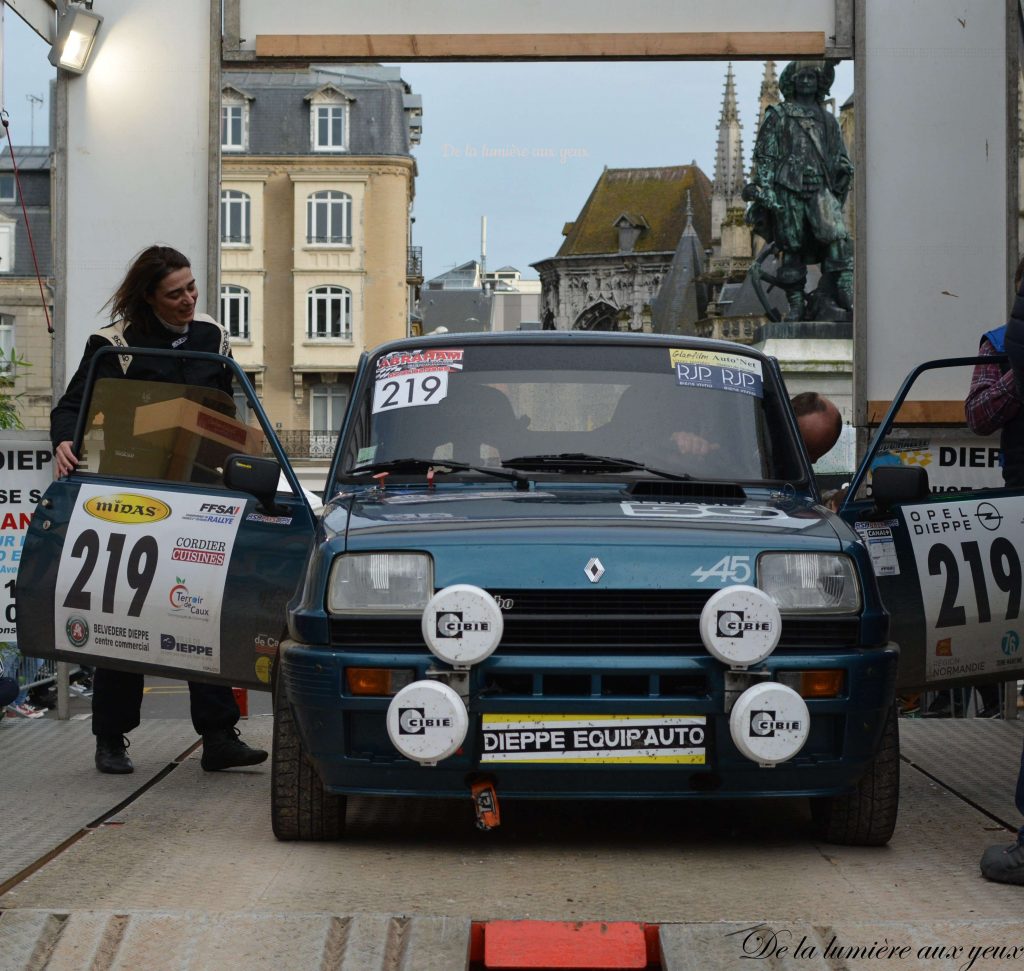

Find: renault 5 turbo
<box><xmin>24</xmin><ymin>331</ymin><xmax>980</xmax><ymax>846</ymax></box>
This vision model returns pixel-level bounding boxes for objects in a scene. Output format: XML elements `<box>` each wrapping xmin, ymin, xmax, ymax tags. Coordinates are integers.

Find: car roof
<box><xmin>374</xmin><ymin>330</ymin><xmax>775</xmax><ymax>367</ymax></box>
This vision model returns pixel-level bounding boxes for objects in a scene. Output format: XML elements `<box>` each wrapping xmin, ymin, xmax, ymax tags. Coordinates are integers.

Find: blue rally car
<box><xmin>23</xmin><ymin>330</ymin><xmax>963</xmax><ymax>846</ymax></box>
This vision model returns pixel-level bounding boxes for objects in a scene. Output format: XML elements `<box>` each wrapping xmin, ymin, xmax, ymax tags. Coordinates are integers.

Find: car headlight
<box><xmin>756</xmin><ymin>553</ymin><xmax>861</xmax><ymax>613</ymax></box>
<box><xmin>327</xmin><ymin>553</ymin><xmax>433</xmax><ymax>614</ymax></box>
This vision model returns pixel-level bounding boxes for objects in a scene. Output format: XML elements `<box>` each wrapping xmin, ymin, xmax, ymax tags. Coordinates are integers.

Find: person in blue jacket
<box><xmin>972</xmin><ymin>256</ymin><xmax>1024</xmax><ymax>883</ymax></box>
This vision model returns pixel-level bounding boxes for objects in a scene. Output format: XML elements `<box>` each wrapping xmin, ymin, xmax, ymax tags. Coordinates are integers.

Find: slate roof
<box><xmin>419</xmin><ymin>290</ymin><xmax>492</xmax><ymax>334</ymax></box>
<box><xmin>556</xmin><ymin>165</ymin><xmax>712</xmax><ymax>258</ymax></box>
<box><xmin>651</xmin><ymin>214</ymin><xmax>705</xmax><ymax>334</ymax></box>
<box><xmin>0</xmin><ymin>147</ymin><xmax>52</xmax><ymax>275</ymax></box>
<box><xmin>427</xmin><ymin>261</ymin><xmax>479</xmax><ymax>289</ymax></box>
<box><xmin>223</xmin><ymin>66</ymin><xmax>414</xmax><ymax>157</ymax></box>
<box><xmin>0</xmin><ymin>147</ymin><xmax>50</xmax><ymax>172</ymax></box>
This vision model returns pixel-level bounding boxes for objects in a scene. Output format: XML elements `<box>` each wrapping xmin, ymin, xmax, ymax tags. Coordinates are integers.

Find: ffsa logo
<box><xmin>435</xmin><ymin>611</ymin><xmax>490</xmax><ymax>640</ymax></box>
<box><xmin>716</xmin><ymin>610</ymin><xmax>771</xmax><ymax>639</ymax></box>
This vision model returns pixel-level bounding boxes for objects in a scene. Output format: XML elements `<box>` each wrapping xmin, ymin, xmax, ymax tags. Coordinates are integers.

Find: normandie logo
<box><xmin>84</xmin><ymin>493</ymin><xmax>171</xmax><ymax>525</ymax></box>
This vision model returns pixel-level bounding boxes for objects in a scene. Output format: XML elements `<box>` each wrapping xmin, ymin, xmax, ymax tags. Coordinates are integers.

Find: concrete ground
<box><xmin>2</xmin><ymin>716</ymin><xmax>1024</xmax><ymax>968</ymax></box>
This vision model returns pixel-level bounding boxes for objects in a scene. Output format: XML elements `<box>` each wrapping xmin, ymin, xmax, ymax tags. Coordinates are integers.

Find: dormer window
<box><xmin>306</xmin><ymin>86</ymin><xmax>353</xmax><ymax>153</ymax></box>
<box><xmin>221</xmin><ymin>85</ymin><xmax>252</xmax><ymax>152</ymax></box>
<box><xmin>613</xmin><ymin>213</ymin><xmax>647</xmax><ymax>254</ymax></box>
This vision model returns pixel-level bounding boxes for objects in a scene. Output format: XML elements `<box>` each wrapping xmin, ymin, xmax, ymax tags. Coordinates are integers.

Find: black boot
<box><xmin>201</xmin><ymin>726</ymin><xmax>268</xmax><ymax>771</ymax></box>
<box><xmin>784</xmin><ymin>291</ymin><xmax>806</xmax><ymax>322</ymax></box>
<box><xmin>95</xmin><ymin>734</ymin><xmax>133</xmax><ymax>774</ymax></box>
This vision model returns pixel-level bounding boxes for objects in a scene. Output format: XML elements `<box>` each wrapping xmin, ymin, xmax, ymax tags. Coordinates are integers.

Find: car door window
<box><xmin>78</xmin><ymin>377</ymin><xmax>265</xmax><ymax>488</ymax></box>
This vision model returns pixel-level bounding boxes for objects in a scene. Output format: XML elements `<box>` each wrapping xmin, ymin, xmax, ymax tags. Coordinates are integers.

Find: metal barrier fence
<box><xmin>1</xmin><ymin>648</ymin><xmax>84</xmax><ymax>717</ymax></box>
<box><xmin>16</xmin><ymin>655</ymin><xmax>59</xmax><ymax>692</ymax></box>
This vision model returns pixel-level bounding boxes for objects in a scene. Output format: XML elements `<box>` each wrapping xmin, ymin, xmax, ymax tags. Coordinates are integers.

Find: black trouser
<box><xmin>91</xmin><ymin>667</ymin><xmax>239</xmax><ymax>737</ymax></box>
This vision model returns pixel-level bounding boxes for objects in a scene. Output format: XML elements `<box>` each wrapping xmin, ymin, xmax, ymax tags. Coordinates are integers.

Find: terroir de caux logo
<box><xmin>84</xmin><ymin>493</ymin><xmax>171</xmax><ymax>525</ymax></box>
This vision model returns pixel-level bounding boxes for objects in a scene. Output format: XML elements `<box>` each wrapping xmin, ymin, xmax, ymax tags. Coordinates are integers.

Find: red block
<box><xmin>232</xmin><ymin>686</ymin><xmax>248</xmax><ymax>718</ymax></box>
<box><xmin>483</xmin><ymin>920</ymin><xmax>648</xmax><ymax>969</ymax></box>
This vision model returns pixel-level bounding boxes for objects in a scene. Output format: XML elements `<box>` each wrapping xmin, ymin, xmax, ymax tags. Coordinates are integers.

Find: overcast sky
<box><xmin>1</xmin><ymin>12</ymin><xmax>851</xmax><ymax>282</ymax></box>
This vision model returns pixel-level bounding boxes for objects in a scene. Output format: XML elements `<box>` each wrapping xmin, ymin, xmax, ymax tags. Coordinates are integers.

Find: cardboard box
<box><xmin>133</xmin><ymin>397</ymin><xmax>266</xmax><ymax>455</ymax></box>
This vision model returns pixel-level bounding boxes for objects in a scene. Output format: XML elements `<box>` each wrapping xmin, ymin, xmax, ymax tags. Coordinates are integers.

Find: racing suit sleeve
<box><xmin>50</xmin><ymin>335</ymin><xmax>113</xmax><ymax>450</ymax></box>
<box><xmin>965</xmin><ymin>337</ymin><xmax>1020</xmax><ymax>436</ymax></box>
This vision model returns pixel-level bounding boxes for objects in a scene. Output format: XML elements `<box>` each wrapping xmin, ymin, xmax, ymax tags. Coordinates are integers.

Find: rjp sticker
<box><xmin>669</xmin><ymin>348</ymin><xmax>763</xmax><ymax>398</ymax></box>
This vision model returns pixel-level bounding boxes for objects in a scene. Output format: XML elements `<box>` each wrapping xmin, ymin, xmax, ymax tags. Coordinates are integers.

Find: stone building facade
<box><xmin>220</xmin><ymin>66</ymin><xmax>421</xmax><ymax>451</ymax></box>
<box><xmin>533</xmin><ymin>165</ymin><xmax>712</xmax><ymax>332</ymax></box>
<box><xmin>0</xmin><ymin>146</ymin><xmax>53</xmax><ymax>431</ymax></box>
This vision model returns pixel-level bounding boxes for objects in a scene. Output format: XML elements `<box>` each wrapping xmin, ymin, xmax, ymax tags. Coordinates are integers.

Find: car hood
<box><xmin>322</xmin><ymin>485</ymin><xmax>843</xmax><ymax>589</ymax></box>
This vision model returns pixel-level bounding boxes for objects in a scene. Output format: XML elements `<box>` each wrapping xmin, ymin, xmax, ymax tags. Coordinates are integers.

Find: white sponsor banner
<box><xmin>904</xmin><ymin>495</ymin><xmax>1024</xmax><ymax>682</ymax></box>
<box><xmin>481</xmin><ymin>713</ymin><xmax>706</xmax><ymax>764</ymax></box>
<box><xmin>54</xmin><ymin>485</ymin><xmax>244</xmax><ymax>674</ymax></box>
<box><xmin>0</xmin><ymin>437</ymin><xmax>54</xmax><ymax>642</ymax></box>
<box><xmin>872</xmin><ymin>435</ymin><xmax>1004</xmax><ymax>494</ymax></box>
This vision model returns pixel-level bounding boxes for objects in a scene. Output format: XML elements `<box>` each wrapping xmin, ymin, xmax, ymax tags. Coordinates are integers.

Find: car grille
<box><xmin>329</xmin><ymin>589</ymin><xmax>862</xmax><ymax>654</ymax></box>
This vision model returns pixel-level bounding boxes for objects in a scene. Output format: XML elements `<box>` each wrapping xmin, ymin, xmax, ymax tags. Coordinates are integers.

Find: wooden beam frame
<box><xmin>866</xmin><ymin>400</ymin><xmax>967</xmax><ymax>426</ymax></box>
<box><xmin>254</xmin><ymin>31</ymin><xmax>826</xmax><ymax>61</ymax></box>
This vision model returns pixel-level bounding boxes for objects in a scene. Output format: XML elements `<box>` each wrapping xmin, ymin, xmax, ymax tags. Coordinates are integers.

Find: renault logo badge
<box><xmin>585</xmin><ymin>557</ymin><xmax>605</xmax><ymax>583</ymax></box>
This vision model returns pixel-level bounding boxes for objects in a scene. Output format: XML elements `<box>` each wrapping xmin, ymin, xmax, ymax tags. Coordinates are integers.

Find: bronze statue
<box><xmin>743</xmin><ymin>60</ymin><xmax>853</xmax><ymax>322</ymax></box>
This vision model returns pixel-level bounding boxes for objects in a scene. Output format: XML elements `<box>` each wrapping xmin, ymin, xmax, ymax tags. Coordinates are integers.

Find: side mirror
<box><xmin>223</xmin><ymin>453</ymin><xmax>283</xmax><ymax>516</ymax></box>
<box><xmin>871</xmin><ymin>464</ymin><xmax>930</xmax><ymax>514</ymax></box>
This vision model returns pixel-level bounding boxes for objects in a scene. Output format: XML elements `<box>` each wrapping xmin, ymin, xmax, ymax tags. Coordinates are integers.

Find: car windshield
<box><xmin>337</xmin><ymin>342</ymin><xmax>805</xmax><ymax>485</ymax></box>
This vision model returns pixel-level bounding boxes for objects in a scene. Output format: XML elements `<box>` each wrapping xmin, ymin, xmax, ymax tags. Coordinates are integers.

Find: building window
<box><xmin>220</xmin><ymin>190</ymin><xmax>251</xmax><ymax>245</ymax></box>
<box><xmin>307</xmin><ymin>286</ymin><xmax>352</xmax><ymax>339</ymax></box>
<box><xmin>313</xmin><ymin>105</ymin><xmax>347</xmax><ymax>151</ymax></box>
<box><xmin>0</xmin><ymin>224</ymin><xmax>13</xmax><ymax>273</ymax></box>
<box><xmin>232</xmin><ymin>387</ymin><xmax>251</xmax><ymax>424</ymax></box>
<box><xmin>0</xmin><ymin>315</ymin><xmax>13</xmax><ymax>373</ymax></box>
<box><xmin>311</xmin><ymin>383</ymin><xmax>348</xmax><ymax>433</ymax></box>
<box><xmin>220</xmin><ymin>284</ymin><xmax>250</xmax><ymax>339</ymax></box>
<box><xmin>306</xmin><ymin>191</ymin><xmax>352</xmax><ymax>245</ymax></box>
<box><xmin>0</xmin><ymin>175</ymin><xmax>13</xmax><ymax>203</ymax></box>
<box><xmin>221</xmin><ymin>103</ymin><xmax>246</xmax><ymax>151</ymax></box>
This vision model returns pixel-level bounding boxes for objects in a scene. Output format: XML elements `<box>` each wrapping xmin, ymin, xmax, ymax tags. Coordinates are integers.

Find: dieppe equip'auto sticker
<box><xmin>903</xmin><ymin>495</ymin><xmax>1024</xmax><ymax>682</ymax></box>
<box><xmin>481</xmin><ymin>713</ymin><xmax>706</xmax><ymax>764</ymax></box>
<box><xmin>669</xmin><ymin>348</ymin><xmax>764</xmax><ymax>398</ymax></box>
<box><xmin>53</xmin><ymin>484</ymin><xmax>244</xmax><ymax>675</ymax></box>
<box><xmin>372</xmin><ymin>348</ymin><xmax>465</xmax><ymax>414</ymax></box>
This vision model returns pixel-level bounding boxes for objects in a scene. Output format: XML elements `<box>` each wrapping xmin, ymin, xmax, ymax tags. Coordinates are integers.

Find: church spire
<box><xmin>711</xmin><ymin>63</ymin><xmax>744</xmax><ymax>247</ymax></box>
<box><xmin>756</xmin><ymin>60</ymin><xmax>781</xmax><ymax>138</ymax></box>
<box><xmin>718</xmin><ymin>62</ymin><xmax>740</xmax><ymax>125</ymax></box>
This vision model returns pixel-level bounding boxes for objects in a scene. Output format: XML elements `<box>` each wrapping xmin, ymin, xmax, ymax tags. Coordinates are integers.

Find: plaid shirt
<box><xmin>965</xmin><ymin>336</ymin><xmax>1021</xmax><ymax>435</ymax></box>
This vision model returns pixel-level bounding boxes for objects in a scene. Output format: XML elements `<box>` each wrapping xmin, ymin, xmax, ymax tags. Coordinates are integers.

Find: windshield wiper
<box><xmin>501</xmin><ymin>453</ymin><xmax>691</xmax><ymax>481</ymax></box>
<box><xmin>350</xmin><ymin>457</ymin><xmax>530</xmax><ymax>489</ymax></box>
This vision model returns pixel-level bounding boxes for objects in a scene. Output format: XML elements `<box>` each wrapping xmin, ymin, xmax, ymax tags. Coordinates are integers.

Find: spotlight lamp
<box><xmin>48</xmin><ymin>1</ymin><xmax>104</xmax><ymax>75</ymax></box>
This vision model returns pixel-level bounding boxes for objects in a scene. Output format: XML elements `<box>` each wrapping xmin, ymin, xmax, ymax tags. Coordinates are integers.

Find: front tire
<box><xmin>271</xmin><ymin>681</ymin><xmax>346</xmax><ymax>841</ymax></box>
<box><xmin>811</xmin><ymin>704</ymin><xmax>900</xmax><ymax>846</ymax></box>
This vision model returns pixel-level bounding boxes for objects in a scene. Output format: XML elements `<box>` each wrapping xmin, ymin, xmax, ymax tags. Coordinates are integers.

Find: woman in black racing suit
<box><xmin>50</xmin><ymin>244</ymin><xmax>267</xmax><ymax>777</ymax></box>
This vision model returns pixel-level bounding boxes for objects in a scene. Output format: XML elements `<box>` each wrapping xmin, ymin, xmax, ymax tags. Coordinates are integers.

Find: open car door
<box><xmin>16</xmin><ymin>347</ymin><xmax>319</xmax><ymax>691</ymax></box>
<box><xmin>839</xmin><ymin>356</ymin><xmax>1022</xmax><ymax>691</ymax></box>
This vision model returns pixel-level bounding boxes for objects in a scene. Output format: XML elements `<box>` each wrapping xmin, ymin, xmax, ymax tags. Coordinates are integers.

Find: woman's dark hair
<box><xmin>104</xmin><ymin>245</ymin><xmax>191</xmax><ymax>332</ymax></box>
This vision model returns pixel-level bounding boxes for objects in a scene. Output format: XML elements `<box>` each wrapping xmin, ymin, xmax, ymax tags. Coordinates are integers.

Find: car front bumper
<box><xmin>278</xmin><ymin>641</ymin><xmax>900</xmax><ymax>800</ymax></box>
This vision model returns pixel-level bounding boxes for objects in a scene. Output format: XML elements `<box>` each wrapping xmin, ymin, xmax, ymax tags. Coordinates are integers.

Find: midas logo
<box><xmin>85</xmin><ymin>493</ymin><xmax>171</xmax><ymax>524</ymax></box>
